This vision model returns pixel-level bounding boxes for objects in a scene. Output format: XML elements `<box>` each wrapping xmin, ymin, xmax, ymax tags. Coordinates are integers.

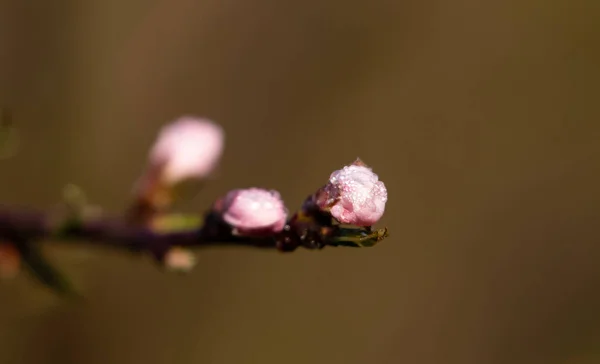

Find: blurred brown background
<box><xmin>0</xmin><ymin>1</ymin><xmax>599</xmax><ymax>363</ymax></box>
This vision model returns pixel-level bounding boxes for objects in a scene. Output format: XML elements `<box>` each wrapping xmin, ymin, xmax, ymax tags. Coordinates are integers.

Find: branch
<box><xmin>0</xmin><ymin>206</ymin><xmax>277</xmax><ymax>253</ymax></box>
<box><xmin>0</xmin><ymin>115</ymin><xmax>390</xmax><ymax>295</ymax></box>
<box><xmin>0</xmin><ymin>204</ymin><xmax>388</xmax><ymax>256</ymax></box>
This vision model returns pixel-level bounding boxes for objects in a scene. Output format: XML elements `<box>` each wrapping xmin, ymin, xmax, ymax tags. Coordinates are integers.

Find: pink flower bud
<box><xmin>316</xmin><ymin>159</ymin><xmax>387</xmax><ymax>227</ymax></box>
<box><xmin>220</xmin><ymin>188</ymin><xmax>287</xmax><ymax>236</ymax></box>
<box><xmin>164</xmin><ymin>247</ymin><xmax>196</xmax><ymax>272</ymax></box>
<box><xmin>150</xmin><ymin>116</ymin><xmax>224</xmax><ymax>184</ymax></box>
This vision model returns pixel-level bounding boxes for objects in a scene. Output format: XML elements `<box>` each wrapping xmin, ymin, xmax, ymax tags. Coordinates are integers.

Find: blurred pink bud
<box><xmin>150</xmin><ymin>116</ymin><xmax>224</xmax><ymax>184</ymax></box>
<box><xmin>316</xmin><ymin>159</ymin><xmax>387</xmax><ymax>226</ymax></box>
<box><xmin>221</xmin><ymin>188</ymin><xmax>287</xmax><ymax>236</ymax></box>
<box><xmin>164</xmin><ymin>247</ymin><xmax>196</xmax><ymax>272</ymax></box>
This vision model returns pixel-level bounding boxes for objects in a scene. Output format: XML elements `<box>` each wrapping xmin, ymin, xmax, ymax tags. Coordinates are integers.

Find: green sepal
<box><xmin>328</xmin><ymin>226</ymin><xmax>389</xmax><ymax>248</ymax></box>
<box><xmin>151</xmin><ymin>214</ymin><xmax>204</xmax><ymax>234</ymax></box>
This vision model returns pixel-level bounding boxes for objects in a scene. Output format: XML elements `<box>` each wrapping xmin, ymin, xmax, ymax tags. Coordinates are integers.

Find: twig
<box><xmin>0</xmin><ymin>205</ymin><xmax>387</xmax><ymax>259</ymax></box>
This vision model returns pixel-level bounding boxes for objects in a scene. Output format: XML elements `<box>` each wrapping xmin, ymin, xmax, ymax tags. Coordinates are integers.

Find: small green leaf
<box><xmin>151</xmin><ymin>214</ymin><xmax>203</xmax><ymax>234</ymax></box>
<box><xmin>328</xmin><ymin>227</ymin><xmax>389</xmax><ymax>247</ymax></box>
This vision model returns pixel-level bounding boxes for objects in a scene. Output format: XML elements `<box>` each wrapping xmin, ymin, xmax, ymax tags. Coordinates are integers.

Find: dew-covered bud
<box><xmin>315</xmin><ymin>159</ymin><xmax>387</xmax><ymax>227</ymax></box>
<box><xmin>220</xmin><ymin>188</ymin><xmax>287</xmax><ymax>236</ymax></box>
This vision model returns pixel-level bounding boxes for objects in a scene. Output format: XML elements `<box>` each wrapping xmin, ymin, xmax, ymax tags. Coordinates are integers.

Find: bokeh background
<box><xmin>0</xmin><ymin>1</ymin><xmax>599</xmax><ymax>363</ymax></box>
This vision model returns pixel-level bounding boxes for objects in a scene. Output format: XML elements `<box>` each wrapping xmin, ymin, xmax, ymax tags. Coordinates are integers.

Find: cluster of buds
<box><xmin>0</xmin><ymin>115</ymin><xmax>389</xmax><ymax>293</ymax></box>
<box><xmin>132</xmin><ymin>116</ymin><xmax>389</xmax><ymax>260</ymax></box>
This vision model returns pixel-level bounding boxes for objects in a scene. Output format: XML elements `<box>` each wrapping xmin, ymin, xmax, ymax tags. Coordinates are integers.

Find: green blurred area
<box><xmin>0</xmin><ymin>0</ymin><xmax>599</xmax><ymax>363</ymax></box>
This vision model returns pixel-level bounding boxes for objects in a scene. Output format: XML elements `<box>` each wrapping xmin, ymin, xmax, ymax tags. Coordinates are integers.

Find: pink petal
<box><xmin>221</xmin><ymin>188</ymin><xmax>288</xmax><ymax>236</ymax></box>
<box><xmin>150</xmin><ymin>116</ymin><xmax>224</xmax><ymax>183</ymax></box>
<box><xmin>318</xmin><ymin>161</ymin><xmax>387</xmax><ymax>226</ymax></box>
